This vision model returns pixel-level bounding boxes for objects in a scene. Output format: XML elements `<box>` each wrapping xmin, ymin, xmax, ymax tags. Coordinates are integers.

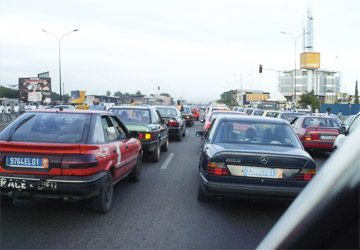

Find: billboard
<box><xmin>19</xmin><ymin>78</ymin><xmax>51</xmax><ymax>103</ymax></box>
<box><xmin>71</xmin><ymin>91</ymin><xmax>86</xmax><ymax>103</ymax></box>
<box><xmin>300</xmin><ymin>52</ymin><xmax>320</xmax><ymax>69</ymax></box>
<box><xmin>246</xmin><ymin>93</ymin><xmax>269</xmax><ymax>101</ymax></box>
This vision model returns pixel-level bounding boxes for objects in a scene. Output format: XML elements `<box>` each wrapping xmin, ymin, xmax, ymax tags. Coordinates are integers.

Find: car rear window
<box><xmin>157</xmin><ymin>107</ymin><xmax>178</xmax><ymax>117</ymax></box>
<box><xmin>0</xmin><ymin>112</ymin><xmax>91</xmax><ymax>143</ymax></box>
<box><xmin>302</xmin><ymin>117</ymin><xmax>340</xmax><ymax>128</ymax></box>
<box><xmin>280</xmin><ymin>113</ymin><xmax>300</xmax><ymax>121</ymax></box>
<box><xmin>183</xmin><ymin>107</ymin><xmax>191</xmax><ymax>113</ymax></box>
<box><xmin>110</xmin><ymin>108</ymin><xmax>150</xmax><ymax>123</ymax></box>
<box><xmin>213</xmin><ymin>121</ymin><xmax>301</xmax><ymax>148</ymax></box>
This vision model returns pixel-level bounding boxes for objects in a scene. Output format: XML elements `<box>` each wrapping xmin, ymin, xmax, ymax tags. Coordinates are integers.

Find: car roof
<box><xmin>215</xmin><ymin>114</ymin><xmax>289</xmax><ymax>125</ymax></box>
<box><xmin>26</xmin><ymin>109</ymin><xmax>110</xmax><ymax>115</ymax></box>
<box><xmin>210</xmin><ymin>110</ymin><xmax>246</xmax><ymax>115</ymax></box>
<box><xmin>110</xmin><ymin>105</ymin><xmax>152</xmax><ymax>110</ymax></box>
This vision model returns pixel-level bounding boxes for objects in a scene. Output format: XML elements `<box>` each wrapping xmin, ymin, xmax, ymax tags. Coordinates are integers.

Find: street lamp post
<box><xmin>332</xmin><ymin>56</ymin><xmax>339</xmax><ymax>103</ymax></box>
<box><xmin>42</xmin><ymin>29</ymin><xmax>78</xmax><ymax>103</ymax></box>
<box><xmin>281</xmin><ymin>31</ymin><xmax>308</xmax><ymax>102</ymax></box>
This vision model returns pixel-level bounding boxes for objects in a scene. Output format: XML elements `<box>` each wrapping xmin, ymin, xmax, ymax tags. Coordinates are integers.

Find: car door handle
<box><xmin>125</xmin><ymin>145</ymin><xmax>129</xmax><ymax>150</ymax></box>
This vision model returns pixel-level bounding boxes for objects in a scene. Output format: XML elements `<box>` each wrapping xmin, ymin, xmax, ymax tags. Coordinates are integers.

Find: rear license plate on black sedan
<box><xmin>243</xmin><ymin>167</ymin><xmax>283</xmax><ymax>179</ymax></box>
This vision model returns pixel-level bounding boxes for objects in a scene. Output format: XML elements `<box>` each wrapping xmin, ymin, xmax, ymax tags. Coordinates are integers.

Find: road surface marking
<box><xmin>160</xmin><ymin>153</ymin><xmax>175</xmax><ymax>170</ymax></box>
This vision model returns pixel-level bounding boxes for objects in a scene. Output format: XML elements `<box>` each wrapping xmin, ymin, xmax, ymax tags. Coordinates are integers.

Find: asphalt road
<box><xmin>1</xmin><ymin>120</ymin><xmax>332</xmax><ymax>249</ymax></box>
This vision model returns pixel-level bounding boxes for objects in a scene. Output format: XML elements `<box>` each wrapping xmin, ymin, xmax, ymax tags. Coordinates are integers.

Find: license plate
<box><xmin>320</xmin><ymin>135</ymin><xmax>335</xmax><ymax>140</ymax></box>
<box><xmin>6</xmin><ymin>157</ymin><xmax>49</xmax><ymax>168</ymax></box>
<box><xmin>243</xmin><ymin>167</ymin><xmax>283</xmax><ymax>179</ymax></box>
<box><xmin>0</xmin><ymin>178</ymin><xmax>57</xmax><ymax>190</ymax></box>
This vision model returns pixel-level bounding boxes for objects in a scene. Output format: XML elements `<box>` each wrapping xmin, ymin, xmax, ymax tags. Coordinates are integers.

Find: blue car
<box><xmin>196</xmin><ymin>115</ymin><xmax>316</xmax><ymax>202</ymax></box>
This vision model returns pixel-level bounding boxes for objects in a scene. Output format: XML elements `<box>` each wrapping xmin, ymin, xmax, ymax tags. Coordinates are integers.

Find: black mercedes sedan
<box><xmin>196</xmin><ymin>115</ymin><xmax>316</xmax><ymax>202</ymax></box>
<box><xmin>155</xmin><ymin>106</ymin><xmax>186</xmax><ymax>141</ymax></box>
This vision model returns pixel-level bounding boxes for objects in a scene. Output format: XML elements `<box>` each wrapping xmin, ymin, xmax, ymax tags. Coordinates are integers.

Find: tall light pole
<box><xmin>281</xmin><ymin>31</ymin><xmax>308</xmax><ymax>102</ymax></box>
<box><xmin>42</xmin><ymin>29</ymin><xmax>78</xmax><ymax>103</ymax></box>
<box><xmin>332</xmin><ymin>56</ymin><xmax>339</xmax><ymax>103</ymax></box>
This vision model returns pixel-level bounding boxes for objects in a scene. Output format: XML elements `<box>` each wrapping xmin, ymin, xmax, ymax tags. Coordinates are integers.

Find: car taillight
<box><xmin>206</xmin><ymin>161</ymin><xmax>230</xmax><ymax>176</ymax></box>
<box><xmin>296</xmin><ymin>169</ymin><xmax>316</xmax><ymax>181</ymax></box>
<box><xmin>187</xmin><ymin>115</ymin><xmax>190</xmax><ymax>119</ymax></box>
<box><xmin>61</xmin><ymin>154</ymin><xmax>98</xmax><ymax>169</ymax></box>
<box><xmin>138</xmin><ymin>133</ymin><xmax>152</xmax><ymax>140</ymax></box>
<box><xmin>168</xmin><ymin>120</ymin><xmax>179</xmax><ymax>127</ymax></box>
<box><xmin>304</xmin><ymin>132</ymin><xmax>313</xmax><ymax>141</ymax></box>
<box><xmin>206</xmin><ymin>123</ymin><xmax>211</xmax><ymax>129</ymax></box>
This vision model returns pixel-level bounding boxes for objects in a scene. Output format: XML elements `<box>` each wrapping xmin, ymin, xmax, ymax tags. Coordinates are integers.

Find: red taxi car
<box><xmin>0</xmin><ymin>109</ymin><xmax>142</xmax><ymax>213</ymax></box>
<box><xmin>201</xmin><ymin>110</ymin><xmax>246</xmax><ymax>134</ymax></box>
<box><xmin>291</xmin><ymin>115</ymin><xmax>340</xmax><ymax>151</ymax></box>
<box><xmin>191</xmin><ymin>107</ymin><xmax>200</xmax><ymax>121</ymax></box>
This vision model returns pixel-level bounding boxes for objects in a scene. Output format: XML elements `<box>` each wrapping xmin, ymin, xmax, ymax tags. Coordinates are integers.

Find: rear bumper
<box><xmin>0</xmin><ymin>171</ymin><xmax>107</xmax><ymax>200</ymax></box>
<box><xmin>302</xmin><ymin>141</ymin><xmax>334</xmax><ymax>150</ymax></box>
<box><xmin>199</xmin><ymin>173</ymin><xmax>303</xmax><ymax>200</ymax></box>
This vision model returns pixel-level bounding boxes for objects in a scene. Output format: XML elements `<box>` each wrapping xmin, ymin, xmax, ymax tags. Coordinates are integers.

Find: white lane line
<box><xmin>160</xmin><ymin>153</ymin><xmax>175</xmax><ymax>170</ymax></box>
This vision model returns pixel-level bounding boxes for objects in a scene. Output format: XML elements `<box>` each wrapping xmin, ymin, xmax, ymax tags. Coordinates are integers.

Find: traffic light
<box><xmin>259</xmin><ymin>64</ymin><xmax>263</xmax><ymax>73</ymax></box>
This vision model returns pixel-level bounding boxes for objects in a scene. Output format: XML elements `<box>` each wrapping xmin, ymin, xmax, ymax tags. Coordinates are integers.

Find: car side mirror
<box><xmin>339</xmin><ymin>126</ymin><xmax>347</xmax><ymax>135</ymax></box>
<box><xmin>129</xmin><ymin>131</ymin><xmax>139</xmax><ymax>138</ymax></box>
<box><xmin>196</xmin><ymin>131</ymin><xmax>204</xmax><ymax>137</ymax></box>
<box><xmin>200</xmin><ymin>119</ymin><xmax>205</xmax><ymax>123</ymax></box>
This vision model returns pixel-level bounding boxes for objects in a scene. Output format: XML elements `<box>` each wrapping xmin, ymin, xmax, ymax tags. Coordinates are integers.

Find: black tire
<box><xmin>188</xmin><ymin>122</ymin><xmax>192</xmax><ymax>127</ymax></box>
<box><xmin>197</xmin><ymin>184</ymin><xmax>212</xmax><ymax>202</ymax></box>
<box><xmin>149</xmin><ymin>141</ymin><xmax>160</xmax><ymax>162</ymax></box>
<box><xmin>90</xmin><ymin>171</ymin><xmax>113</xmax><ymax>213</ymax></box>
<box><xmin>182</xmin><ymin>128</ymin><xmax>186</xmax><ymax>137</ymax></box>
<box><xmin>1</xmin><ymin>196</ymin><xmax>14</xmax><ymax>206</ymax></box>
<box><xmin>177</xmin><ymin>133</ymin><xmax>182</xmax><ymax>141</ymax></box>
<box><xmin>161</xmin><ymin>137</ymin><xmax>169</xmax><ymax>152</ymax></box>
<box><xmin>128</xmin><ymin>156</ymin><xmax>142</xmax><ymax>182</ymax></box>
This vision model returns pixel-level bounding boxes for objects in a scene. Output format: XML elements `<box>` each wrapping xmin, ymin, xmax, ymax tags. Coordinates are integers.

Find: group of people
<box><xmin>0</xmin><ymin>104</ymin><xmax>20</xmax><ymax>123</ymax></box>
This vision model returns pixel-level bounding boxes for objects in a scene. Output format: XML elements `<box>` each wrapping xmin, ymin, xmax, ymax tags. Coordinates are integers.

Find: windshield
<box><xmin>111</xmin><ymin>108</ymin><xmax>150</xmax><ymax>123</ymax></box>
<box><xmin>0</xmin><ymin>113</ymin><xmax>91</xmax><ymax>143</ymax></box>
<box><xmin>213</xmin><ymin>121</ymin><xmax>301</xmax><ymax>148</ymax></box>
<box><xmin>280</xmin><ymin>113</ymin><xmax>300</xmax><ymax>121</ymax></box>
<box><xmin>157</xmin><ymin>107</ymin><xmax>178</xmax><ymax>117</ymax></box>
<box><xmin>302</xmin><ymin>117</ymin><xmax>340</xmax><ymax>128</ymax></box>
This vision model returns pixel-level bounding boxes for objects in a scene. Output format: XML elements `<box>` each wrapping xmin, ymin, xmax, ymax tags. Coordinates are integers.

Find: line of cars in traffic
<box><xmin>0</xmin><ymin>104</ymin><xmax>199</xmax><ymax>213</ymax></box>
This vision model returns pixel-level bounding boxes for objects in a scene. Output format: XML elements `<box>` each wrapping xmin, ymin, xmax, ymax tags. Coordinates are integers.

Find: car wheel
<box><xmin>128</xmin><ymin>156</ymin><xmax>142</xmax><ymax>182</ymax></box>
<box><xmin>177</xmin><ymin>134</ymin><xmax>182</xmax><ymax>141</ymax></box>
<box><xmin>161</xmin><ymin>137</ymin><xmax>169</xmax><ymax>152</ymax></box>
<box><xmin>90</xmin><ymin>171</ymin><xmax>113</xmax><ymax>213</ymax></box>
<box><xmin>197</xmin><ymin>184</ymin><xmax>212</xmax><ymax>202</ymax></box>
<box><xmin>188</xmin><ymin>122</ymin><xmax>192</xmax><ymax>127</ymax></box>
<box><xmin>182</xmin><ymin>128</ymin><xmax>186</xmax><ymax>137</ymax></box>
<box><xmin>1</xmin><ymin>196</ymin><xmax>14</xmax><ymax>206</ymax></box>
<box><xmin>150</xmin><ymin>141</ymin><xmax>160</xmax><ymax>162</ymax></box>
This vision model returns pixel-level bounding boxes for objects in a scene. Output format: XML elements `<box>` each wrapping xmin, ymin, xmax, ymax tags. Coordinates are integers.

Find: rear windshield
<box><xmin>183</xmin><ymin>107</ymin><xmax>191</xmax><ymax>113</ymax></box>
<box><xmin>279</xmin><ymin>113</ymin><xmax>300</xmax><ymax>121</ymax></box>
<box><xmin>110</xmin><ymin>108</ymin><xmax>150</xmax><ymax>123</ymax></box>
<box><xmin>213</xmin><ymin>121</ymin><xmax>301</xmax><ymax>148</ymax></box>
<box><xmin>157</xmin><ymin>107</ymin><xmax>178</xmax><ymax>117</ymax></box>
<box><xmin>302</xmin><ymin>117</ymin><xmax>340</xmax><ymax>128</ymax></box>
<box><xmin>0</xmin><ymin>112</ymin><xmax>91</xmax><ymax>143</ymax></box>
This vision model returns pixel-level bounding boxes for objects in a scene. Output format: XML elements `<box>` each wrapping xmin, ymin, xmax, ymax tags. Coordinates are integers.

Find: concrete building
<box><xmin>279</xmin><ymin>69</ymin><xmax>340</xmax><ymax>103</ymax></box>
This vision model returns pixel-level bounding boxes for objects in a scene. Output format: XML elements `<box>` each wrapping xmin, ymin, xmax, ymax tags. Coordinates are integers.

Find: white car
<box><xmin>333</xmin><ymin>112</ymin><xmax>360</xmax><ymax>150</ymax></box>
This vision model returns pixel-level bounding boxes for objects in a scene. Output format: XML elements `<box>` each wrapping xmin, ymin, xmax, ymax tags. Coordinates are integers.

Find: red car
<box><xmin>201</xmin><ymin>110</ymin><xmax>247</xmax><ymax>134</ymax></box>
<box><xmin>291</xmin><ymin>115</ymin><xmax>340</xmax><ymax>151</ymax></box>
<box><xmin>0</xmin><ymin>109</ymin><xmax>142</xmax><ymax>213</ymax></box>
<box><xmin>191</xmin><ymin>107</ymin><xmax>200</xmax><ymax>121</ymax></box>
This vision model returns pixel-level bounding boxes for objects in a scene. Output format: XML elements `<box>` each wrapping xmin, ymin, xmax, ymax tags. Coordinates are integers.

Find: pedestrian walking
<box><xmin>5</xmin><ymin>104</ymin><xmax>12</xmax><ymax>122</ymax></box>
<box><xmin>14</xmin><ymin>103</ymin><xmax>20</xmax><ymax>118</ymax></box>
<box><xmin>89</xmin><ymin>98</ymin><xmax>104</xmax><ymax>111</ymax></box>
<box><xmin>0</xmin><ymin>104</ymin><xmax>4</xmax><ymax>122</ymax></box>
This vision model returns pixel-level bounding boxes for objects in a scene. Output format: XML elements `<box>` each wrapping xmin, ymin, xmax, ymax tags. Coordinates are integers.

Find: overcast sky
<box><xmin>1</xmin><ymin>0</ymin><xmax>359</xmax><ymax>103</ymax></box>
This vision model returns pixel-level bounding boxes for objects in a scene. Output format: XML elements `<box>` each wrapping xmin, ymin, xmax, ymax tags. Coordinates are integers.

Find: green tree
<box><xmin>355</xmin><ymin>80</ymin><xmax>359</xmax><ymax>104</ymax></box>
<box><xmin>0</xmin><ymin>85</ymin><xmax>18</xmax><ymax>98</ymax></box>
<box><xmin>160</xmin><ymin>92</ymin><xmax>170</xmax><ymax>97</ymax></box>
<box><xmin>106</xmin><ymin>91</ymin><xmax>111</xmax><ymax>96</ymax></box>
<box><xmin>298</xmin><ymin>91</ymin><xmax>320</xmax><ymax>111</ymax></box>
<box><xmin>50</xmin><ymin>92</ymin><xmax>60</xmax><ymax>102</ymax></box>
<box><xmin>135</xmin><ymin>90</ymin><xmax>142</xmax><ymax>96</ymax></box>
<box><xmin>218</xmin><ymin>90</ymin><xmax>237</xmax><ymax>106</ymax></box>
<box><xmin>114</xmin><ymin>91</ymin><xmax>123</xmax><ymax>97</ymax></box>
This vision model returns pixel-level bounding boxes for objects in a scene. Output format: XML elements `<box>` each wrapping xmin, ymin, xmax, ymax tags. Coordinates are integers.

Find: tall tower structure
<box><xmin>305</xmin><ymin>5</ymin><xmax>314</xmax><ymax>52</ymax></box>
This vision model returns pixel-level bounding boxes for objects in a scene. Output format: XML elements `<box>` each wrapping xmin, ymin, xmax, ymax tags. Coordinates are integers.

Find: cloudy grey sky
<box><xmin>1</xmin><ymin>0</ymin><xmax>359</xmax><ymax>103</ymax></box>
